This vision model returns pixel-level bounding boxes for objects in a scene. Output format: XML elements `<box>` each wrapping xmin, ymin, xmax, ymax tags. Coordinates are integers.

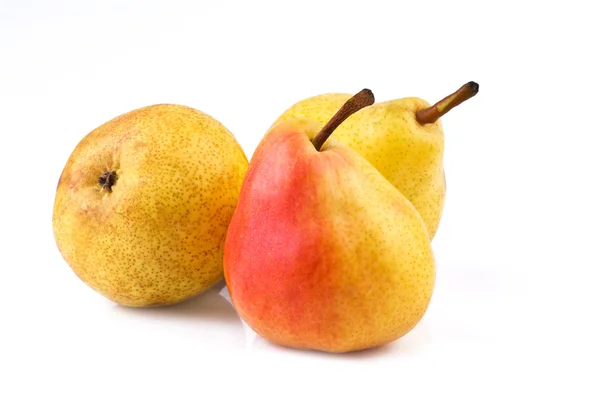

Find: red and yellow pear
<box><xmin>224</xmin><ymin>90</ymin><xmax>435</xmax><ymax>353</ymax></box>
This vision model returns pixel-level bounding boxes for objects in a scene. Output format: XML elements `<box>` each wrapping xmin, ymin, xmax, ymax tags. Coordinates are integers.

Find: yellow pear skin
<box><xmin>272</xmin><ymin>82</ymin><xmax>479</xmax><ymax>240</ymax></box>
<box><xmin>53</xmin><ymin>104</ymin><xmax>248</xmax><ymax>307</ymax></box>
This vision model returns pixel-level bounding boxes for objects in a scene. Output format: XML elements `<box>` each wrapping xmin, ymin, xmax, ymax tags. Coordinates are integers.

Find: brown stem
<box><xmin>311</xmin><ymin>88</ymin><xmax>375</xmax><ymax>151</ymax></box>
<box><xmin>415</xmin><ymin>81</ymin><xmax>479</xmax><ymax>125</ymax></box>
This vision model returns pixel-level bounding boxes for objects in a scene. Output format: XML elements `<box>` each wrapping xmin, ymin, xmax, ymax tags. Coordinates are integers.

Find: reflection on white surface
<box><xmin>218</xmin><ymin>284</ymin><xmax>259</xmax><ymax>347</ymax></box>
<box><xmin>111</xmin><ymin>281</ymin><xmax>247</xmax><ymax>349</ymax></box>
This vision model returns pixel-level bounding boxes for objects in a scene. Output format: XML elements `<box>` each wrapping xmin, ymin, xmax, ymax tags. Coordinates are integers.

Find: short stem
<box><xmin>415</xmin><ymin>81</ymin><xmax>479</xmax><ymax>125</ymax></box>
<box><xmin>311</xmin><ymin>89</ymin><xmax>375</xmax><ymax>151</ymax></box>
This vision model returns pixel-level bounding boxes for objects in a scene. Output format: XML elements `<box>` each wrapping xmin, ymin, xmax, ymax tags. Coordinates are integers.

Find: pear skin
<box><xmin>224</xmin><ymin>97</ymin><xmax>435</xmax><ymax>353</ymax></box>
<box><xmin>53</xmin><ymin>104</ymin><xmax>248</xmax><ymax>307</ymax></box>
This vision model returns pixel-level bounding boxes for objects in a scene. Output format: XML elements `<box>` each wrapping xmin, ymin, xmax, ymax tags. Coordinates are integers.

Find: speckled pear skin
<box><xmin>224</xmin><ymin>119</ymin><xmax>436</xmax><ymax>353</ymax></box>
<box><xmin>272</xmin><ymin>94</ymin><xmax>445</xmax><ymax>240</ymax></box>
<box><xmin>53</xmin><ymin>104</ymin><xmax>248</xmax><ymax>307</ymax></box>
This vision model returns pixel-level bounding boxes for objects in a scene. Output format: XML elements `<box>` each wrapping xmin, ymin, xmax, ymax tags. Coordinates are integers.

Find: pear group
<box><xmin>53</xmin><ymin>82</ymin><xmax>478</xmax><ymax>354</ymax></box>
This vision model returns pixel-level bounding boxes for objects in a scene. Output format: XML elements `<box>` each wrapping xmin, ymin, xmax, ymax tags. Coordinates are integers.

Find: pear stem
<box><xmin>415</xmin><ymin>81</ymin><xmax>479</xmax><ymax>125</ymax></box>
<box><xmin>311</xmin><ymin>89</ymin><xmax>375</xmax><ymax>151</ymax></box>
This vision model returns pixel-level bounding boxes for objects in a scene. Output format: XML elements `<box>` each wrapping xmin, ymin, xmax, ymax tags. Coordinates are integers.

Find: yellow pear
<box><xmin>53</xmin><ymin>104</ymin><xmax>248</xmax><ymax>307</ymax></box>
<box><xmin>272</xmin><ymin>82</ymin><xmax>479</xmax><ymax>240</ymax></box>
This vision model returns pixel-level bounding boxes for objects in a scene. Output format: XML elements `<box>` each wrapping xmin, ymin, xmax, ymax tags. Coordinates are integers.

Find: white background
<box><xmin>1</xmin><ymin>0</ymin><xmax>599</xmax><ymax>398</ymax></box>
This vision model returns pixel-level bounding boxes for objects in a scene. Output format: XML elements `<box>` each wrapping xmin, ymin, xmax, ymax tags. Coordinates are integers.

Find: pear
<box><xmin>53</xmin><ymin>104</ymin><xmax>248</xmax><ymax>307</ymax></box>
<box><xmin>224</xmin><ymin>90</ymin><xmax>435</xmax><ymax>353</ymax></box>
<box><xmin>271</xmin><ymin>81</ymin><xmax>479</xmax><ymax>240</ymax></box>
